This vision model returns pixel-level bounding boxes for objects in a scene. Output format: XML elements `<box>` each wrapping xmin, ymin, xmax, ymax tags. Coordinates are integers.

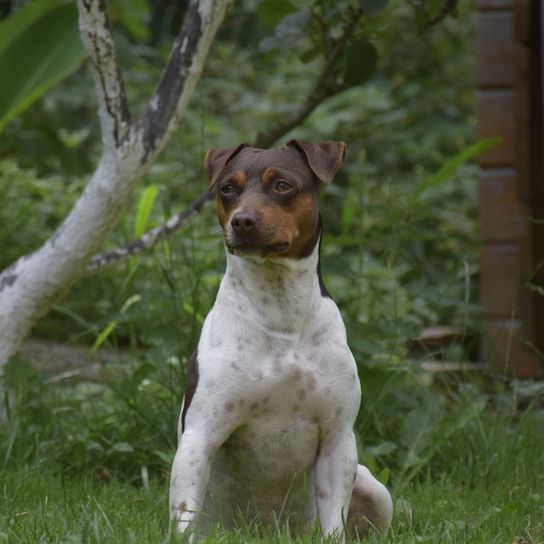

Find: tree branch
<box><xmin>77</xmin><ymin>0</ymin><xmax>131</xmax><ymax>148</ymax></box>
<box><xmin>86</xmin><ymin>191</ymin><xmax>211</xmax><ymax>273</ymax></box>
<box><xmin>0</xmin><ymin>1</ymin><xmax>232</xmax><ymax>366</ymax></box>
<box><xmin>140</xmin><ymin>1</ymin><xmax>230</xmax><ymax>161</ymax></box>
<box><xmin>86</xmin><ymin>10</ymin><xmax>362</xmax><ymax>274</ymax></box>
<box><xmin>424</xmin><ymin>0</ymin><xmax>458</xmax><ymax>29</ymax></box>
<box><xmin>256</xmin><ymin>9</ymin><xmax>361</xmax><ymax>147</ymax></box>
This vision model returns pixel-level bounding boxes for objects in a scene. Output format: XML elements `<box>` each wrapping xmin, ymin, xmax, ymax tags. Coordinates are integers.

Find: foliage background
<box><xmin>0</xmin><ymin>0</ymin><xmax>478</xmax><ymax>356</ymax></box>
<box><xmin>1</xmin><ymin>0</ymin><xmax>479</xmax><ymax>472</ymax></box>
<box><xmin>1</xmin><ymin>1</ymin><xmax>543</xmax><ymax>541</ymax></box>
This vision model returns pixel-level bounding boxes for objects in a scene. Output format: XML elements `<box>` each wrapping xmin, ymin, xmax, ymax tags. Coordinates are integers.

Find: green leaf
<box><xmin>259</xmin><ymin>12</ymin><xmax>310</xmax><ymax>53</ymax></box>
<box><xmin>85</xmin><ymin>440</ymin><xmax>105</xmax><ymax>453</ymax></box>
<box><xmin>360</xmin><ymin>0</ymin><xmax>389</xmax><ymax>16</ymax></box>
<box><xmin>111</xmin><ymin>442</ymin><xmax>134</xmax><ymax>453</ymax></box>
<box><xmin>0</xmin><ymin>0</ymin><xmax>85</xmax><ymax>133</ymax></box>
<box><xmin>120</xmin><ymin>294</ymin><xmax>141</xmax><ymax>314</ymax></box>
<box><xmin>129</xmin><ymin>185</ymin><xmax>151</xmax><ymax>270</ymax></box>
<box><xmin>183</xmin><ymin>302</ymin><xmax>205</xmax><ymax>325</ymax></box>
<box><xmin>134</xmin><ymin>185</ymin><xmax>159</xmax><ymax>238</ymax></box>
<box><xmin>377</xmin><ymin>467</ymin><xmax>390</xmax><ymax>485</ymax></box>
<box><xmin>154</xmin><ymin>450</ymin><xmax>173</xmax><ymax>466</ymax></box>
<box><xmin>424</xmin><ymin>0</ymin><xmax>445</xmax><ymax>17</ymax></box>
<box><xmin>343</xmin><ymin>38</ymin><xmax>378</xmax><ymax>87</ymax></box>
<box><xmin>299</xmin><ymin>46</ymin><xmax>321</xmax><ymax>64</ymax></box>
<box><xmin>141</xmin><ymin>465</ymin><xmax>150</xmax><ymax>492</ymax></box>
<box><xmin>440</xmin><ymin>398</ymin><xmax>486</xmax><ymax>440</ymax></box>
<box><xmin>110</xmin><ymin>0</ymin><xmax>149</xmax><ymax>42</ymax></box>
<box><xmin>91</xmin><ymin>321</ymin><xmax>118</xmax><ymax>352</ymax></box>
<box><xmin>0</xmin><ymin>0</ymin><xmax>68</xmax><ymax>56</ymax></box>
<box><xmin>341</xmin><ymin>191</ymin><xmax>357</xmax><ymax>234</ymax></box>
<box><xmin>413</xmin><ymin>137</ymin><xmax>500</xmax><ymax>198</ymax></box>
<box><xmin>91</xmin><ymin>295</ymin><xmax>141</xmax><ymax>352</ymax></box>
<box><xmin>257</xmin><ymin>0</ymin><xmax>297</xmax><ymax>29</ymax></box>
<box><xmin>400</xmin><ymin>391</ymin><xmax>445</xmax><ymax>454</ymax></box>
<box><xmin>395</xmin><ymin>497</ymin><xmax>413</xmax><ymax>526</ymax></box>
<box><xmin>366</xmin><ymin>441</ymin><xmax>398</xmax><ymax>457</ymax></box>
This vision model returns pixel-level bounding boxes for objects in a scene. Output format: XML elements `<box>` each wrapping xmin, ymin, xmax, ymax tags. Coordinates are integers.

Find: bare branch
<box><xmin>255</xmin><ymin>10</ymin><xmax>361</xmax><ymax>148</ymax></box>
<box><xmin>425</xmin><ymin>0</ymin><xmax>458</xmax><ymax>29</ymax></box>
<box><xmin>313</xmin><ymin>4</ymin><xmax>331</xmax><ymax>61</ymax></box>
<box><xmin>86</xmin><ymin>191</ymin><xmax>212</xmax><ymax>274</ymax></box>
<box><xmin>87</xmin><ymin>11</ymin><xmax>363</xmax><ymax>274</ymax></box>
<box><xmin>77</xmin><ymin>0</ymin><xmax>131</xmax><ymax>148</ymax></box>
<box><xmin>140</xmin><ymin>1</ymin><xmax>231</xmax><ymax>161</ymax></box>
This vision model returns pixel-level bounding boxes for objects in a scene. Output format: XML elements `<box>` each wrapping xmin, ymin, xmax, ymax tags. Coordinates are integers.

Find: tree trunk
<box><xmin>0</xmin><ymin>0</ymin><xmax>231</xmax><ymax>367</ymax></box>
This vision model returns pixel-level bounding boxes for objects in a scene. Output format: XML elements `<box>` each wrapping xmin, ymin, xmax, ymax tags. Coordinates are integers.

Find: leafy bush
<box><xmin>2</xmin><ymin>351</ymin><xmax>544</xmax><ymax>495</ymax></box>
<box><xmin>0</xmin><ymin>0</ymin><xmax>493</xmax><ymax>493</ymax></box>
<box><xmin>1</xmin><ymin>0</ymin><xmax>479</xmax><ymax>352</ymax></box>
<box><xmin>0</xmin><ymin>160</ymin><xmax>85</xmax><ymax>269</ymax></box>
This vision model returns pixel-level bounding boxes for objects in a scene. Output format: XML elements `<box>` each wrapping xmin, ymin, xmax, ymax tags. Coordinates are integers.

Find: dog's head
<box><xmin>205</xmin><ymin>140</ymin><xmax>346</xmax><ymax>259</ymax></box>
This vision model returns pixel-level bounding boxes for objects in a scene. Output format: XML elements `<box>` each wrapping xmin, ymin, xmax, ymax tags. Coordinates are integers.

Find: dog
<box><xmin>169</xmin><ymin>141</ymin><xmax>393</xmax><ymax>539</ymax></box>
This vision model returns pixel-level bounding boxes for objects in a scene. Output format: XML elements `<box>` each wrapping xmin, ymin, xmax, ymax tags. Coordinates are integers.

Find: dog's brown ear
<box><xmin>287</xmin><ymin>140</ymin><xmax>346</xmax><ymax>183</ymax></box>
<box><xmin>205</xmin><ymin>143</ymin><xmax>248</xmax><ymax>190</ymax></box>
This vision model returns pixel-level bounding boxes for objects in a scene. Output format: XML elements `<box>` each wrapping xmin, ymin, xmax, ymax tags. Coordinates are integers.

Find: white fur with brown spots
<box><xmin>169</xmin><ymin>245</ymin><xmax>392</xmax><ymax>539</ymax></box>
<box><xmin>169</xmin><ymin>141</ymin><xmax>392</xmax><ymax>540</ymax></box>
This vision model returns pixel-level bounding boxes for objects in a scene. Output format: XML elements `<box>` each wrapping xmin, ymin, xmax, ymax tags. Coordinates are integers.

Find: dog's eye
<box><xmin>220</xmin><ymin>183</ymin><xmax>236</xmax><ymax>195</ymax></box>
<box><xmin>274</xmin><ymin>180</ymin><xmax>293</xmax><ymax>193</ymax></box>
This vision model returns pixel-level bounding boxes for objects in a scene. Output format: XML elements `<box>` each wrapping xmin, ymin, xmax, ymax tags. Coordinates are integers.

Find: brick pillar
<box><xmin>477</xmin><ymin>0</ymin><xmax>544</xmax><ymax>377</ymax></box>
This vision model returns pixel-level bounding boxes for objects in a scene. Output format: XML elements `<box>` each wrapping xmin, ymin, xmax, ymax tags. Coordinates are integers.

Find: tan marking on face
<box><xmin>280</xmin><ymin>193</ymin><xmax>319</xmax><ymax>258</ymax></box>
<box><xmin>178</xmin><ymin>500</ymin><xmax>187</xmax><ymax>512</ymax></box>
<box><xmin>216</xmin><ymin>171</ymin><xmax>248</xmax><ymax>230</ymax></box>
<box><xmin>261</xmin><ymin>168</ymin><xmax>277</xmax><ymax>186</ymax></box>
<box><xmin>216</xmin><ymin>197</ymin><xmax>229</xmax><ymax>231</ymax></box>
<box><xmin>231</xmin><ymin>170</ymin><xmax>246</xmax><ymax>186</ymax></box>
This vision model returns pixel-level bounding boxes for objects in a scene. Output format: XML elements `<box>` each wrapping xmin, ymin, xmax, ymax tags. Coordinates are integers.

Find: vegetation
<box><xmin>1</xmin><ymin>0</ymin><xmax>543</xmax><ymax>542</ymax></box>
<box><xmin>2</xmin><ymin>371</ymin><xmax>543</xmax><ymax>542</ymax></box>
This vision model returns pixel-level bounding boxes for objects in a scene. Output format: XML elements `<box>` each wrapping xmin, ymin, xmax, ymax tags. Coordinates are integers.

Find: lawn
<box><xmin>1</xmin><ymin>374</ymin><xmax>543</xmax><ymax>543</ymax></box>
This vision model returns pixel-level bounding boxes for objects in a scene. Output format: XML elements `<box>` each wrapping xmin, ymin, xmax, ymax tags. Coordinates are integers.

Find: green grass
<box><xmin>1</xmin><ymin>407</ymin><xmax>543</xmax><ymax>544</ymax></box>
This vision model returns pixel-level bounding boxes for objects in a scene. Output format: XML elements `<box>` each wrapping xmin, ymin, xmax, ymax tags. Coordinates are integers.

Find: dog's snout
<box><xmin>231</xmin><ymin>212</ymin><xmax>257</xmax><ymax>234</ymax></box>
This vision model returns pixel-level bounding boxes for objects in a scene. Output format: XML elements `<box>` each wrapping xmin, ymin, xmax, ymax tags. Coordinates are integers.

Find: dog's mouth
<box><xmin>226</xmin><ymin>241</ymin><xmax>290</xmax><ymax>257</ymax></box>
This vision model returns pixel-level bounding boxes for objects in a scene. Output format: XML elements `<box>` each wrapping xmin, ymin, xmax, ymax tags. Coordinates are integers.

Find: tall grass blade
<box><xmin>413</xmin><ymin>137</ymin><xmax>500</xmax><ymax>198</ymax></box>
<box><xmin>134</xmin><ymin>185</ymin><xmax>159</xmax><ymax>238</ymax></box>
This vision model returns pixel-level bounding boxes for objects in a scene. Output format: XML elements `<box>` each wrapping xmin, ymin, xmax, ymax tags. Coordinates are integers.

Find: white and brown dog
<box><xmin>169</xmin><ymin>141</ymin><xmax>393</xmax><ymax>539</ymax></box>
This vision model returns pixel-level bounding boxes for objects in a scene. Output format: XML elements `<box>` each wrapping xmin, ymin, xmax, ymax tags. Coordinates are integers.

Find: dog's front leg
<box><xmin>315</xmin><ymin>426</ymin><xmax>358</xmax><ymax>537</ymax></box>
<box><xmin>169</xmin><ymin>427</ymin><xmax>223</xmax><ymax>534</ymax></box>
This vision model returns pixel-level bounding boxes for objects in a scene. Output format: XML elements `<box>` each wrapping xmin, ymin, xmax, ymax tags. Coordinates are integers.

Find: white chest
<box><xmin>193</xmin><ymin>261</ymin><xmax>357</xmax><ymax>461</ymax></box>
<box><xmin>175</xmin><ymin>248</ymin><xmax>362</xmax><ymax>528</ymax></box>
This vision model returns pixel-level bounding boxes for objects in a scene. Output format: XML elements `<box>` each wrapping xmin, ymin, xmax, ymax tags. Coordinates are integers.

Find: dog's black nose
<box><xmin>231</xmin><ymin>212</ymin><xmax>257</xmax><ymax>234</ymax></box>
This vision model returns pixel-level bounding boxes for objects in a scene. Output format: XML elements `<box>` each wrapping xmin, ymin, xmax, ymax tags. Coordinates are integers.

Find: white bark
<box><xmin>77</xmin><ymin>0</ymin><xmax>131</xmax><ymax>148</ymax></box>
<box><xmin>0</xmin><ymin>0</ymin><xmax>231</xmax><ymax>367</ymax></box>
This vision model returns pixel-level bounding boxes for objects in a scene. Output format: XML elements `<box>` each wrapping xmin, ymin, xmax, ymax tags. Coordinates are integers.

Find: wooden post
<box><xmin>477</xmin><ymin>0</ymin><xmax>544</xmax><ymax>377</ymax></box>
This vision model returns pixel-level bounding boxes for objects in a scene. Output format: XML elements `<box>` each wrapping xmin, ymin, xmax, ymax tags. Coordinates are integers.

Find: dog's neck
<box><xmin>217</xmin><ymin>239</ymin><xmax>322</xmax><ymax>335</ymax></box>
